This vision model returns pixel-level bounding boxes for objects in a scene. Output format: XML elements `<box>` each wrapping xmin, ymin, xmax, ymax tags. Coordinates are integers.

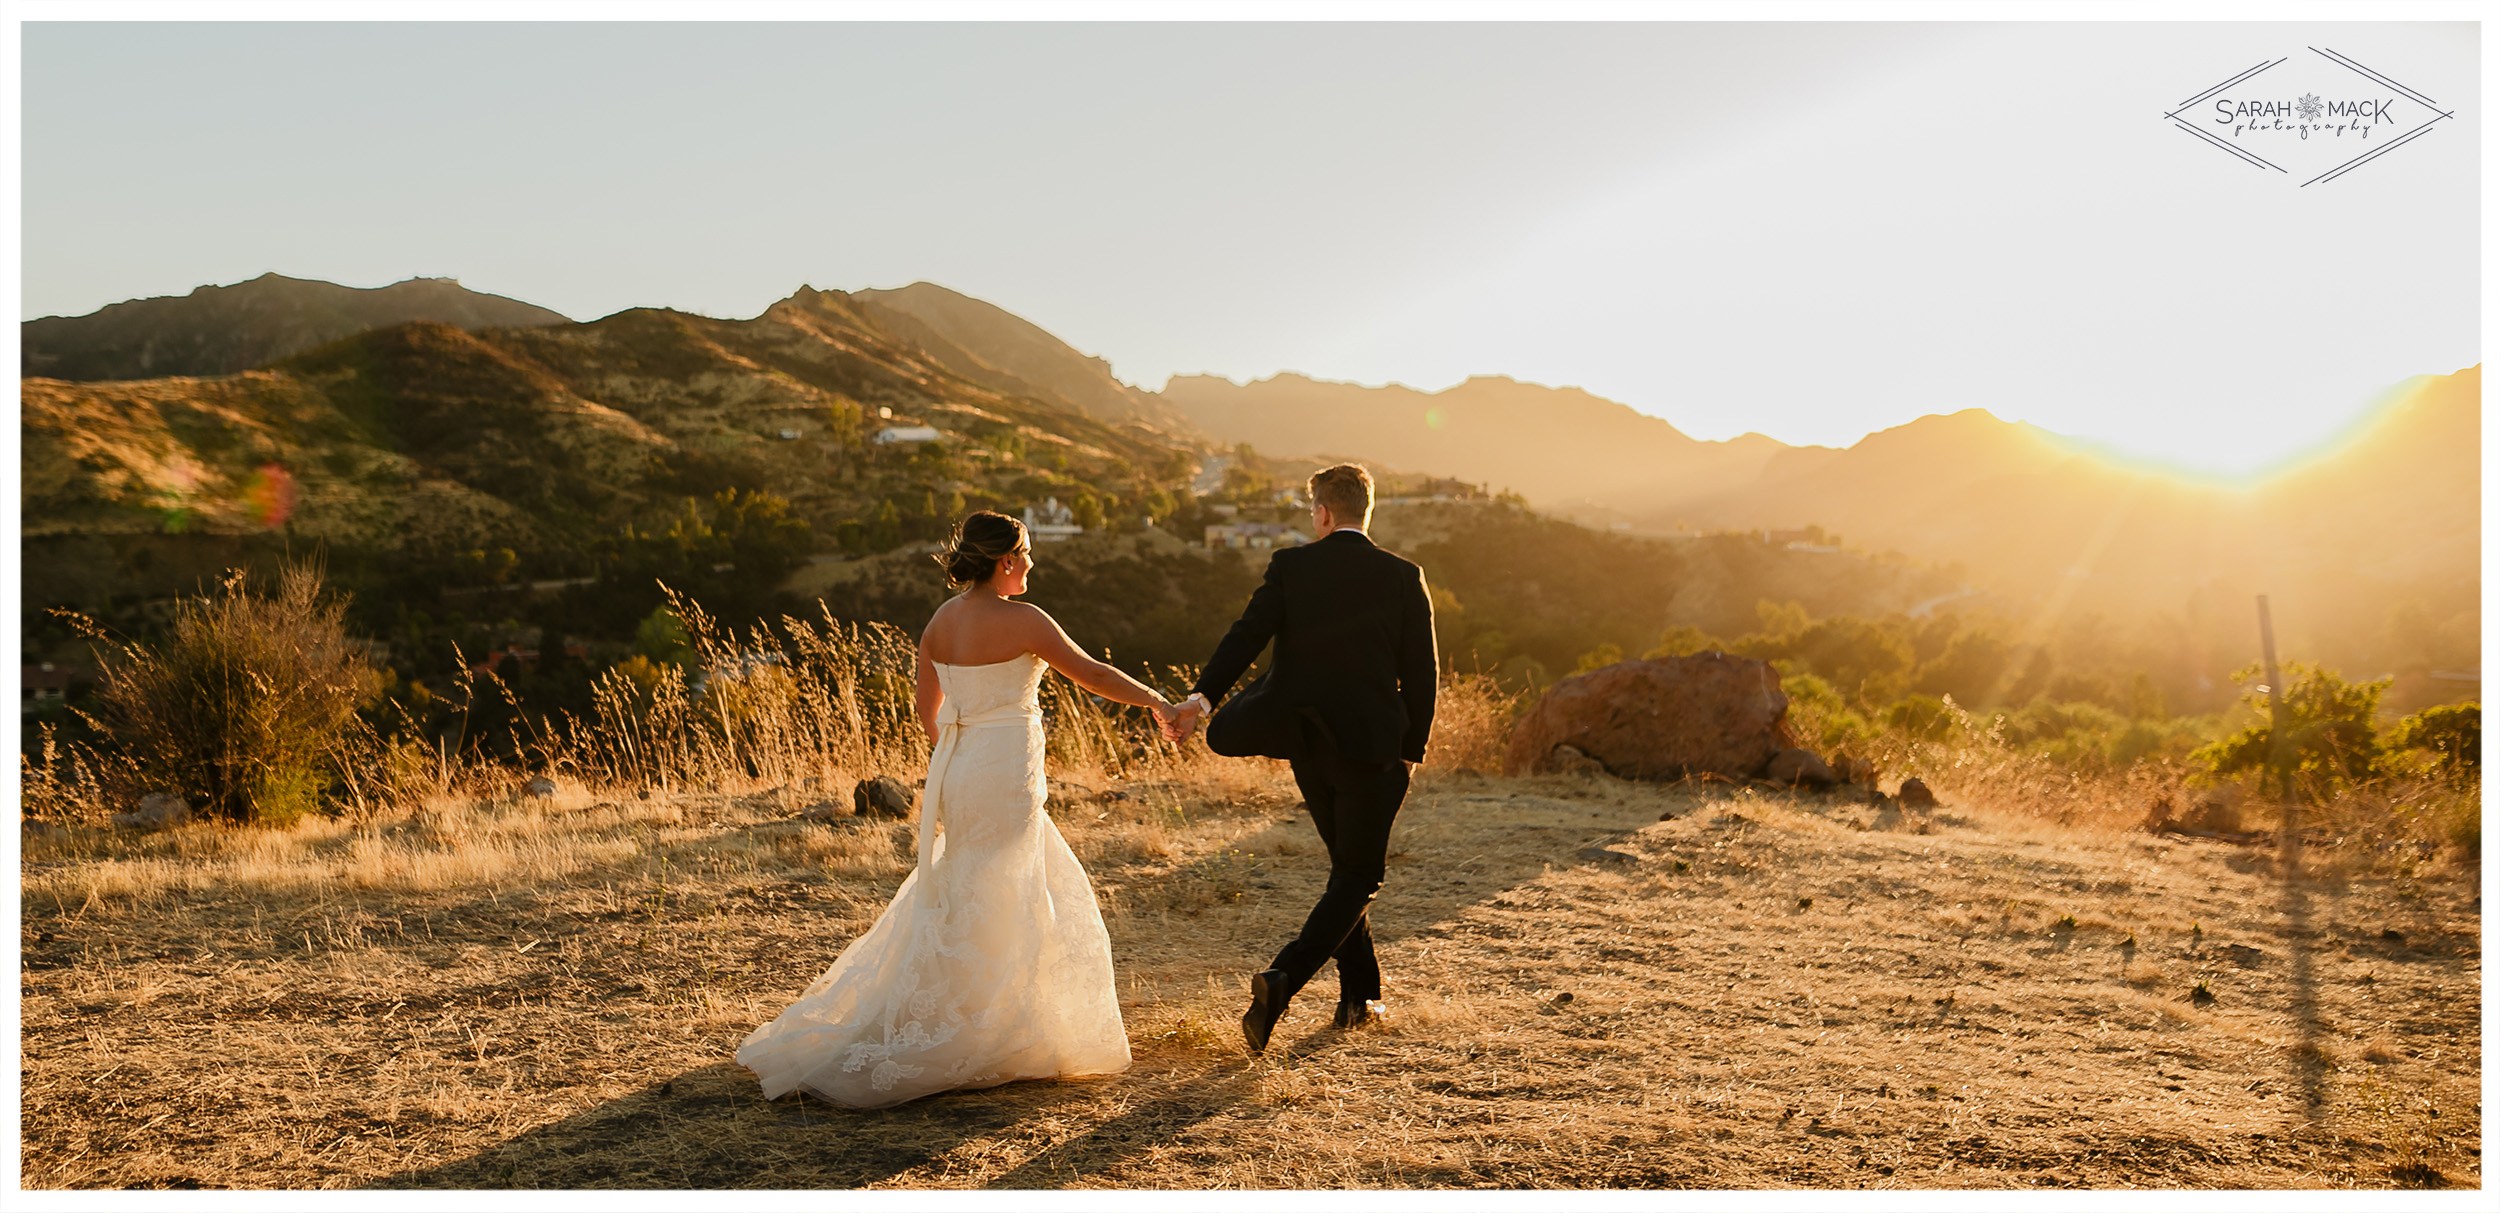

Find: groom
<box><xmin>1167</xmin><ymin>463</ymin><xmax>1437</xmax><ymax>1053</ymax></box>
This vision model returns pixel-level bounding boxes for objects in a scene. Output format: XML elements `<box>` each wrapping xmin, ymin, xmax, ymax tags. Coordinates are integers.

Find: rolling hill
<box><xmin>1157</xmin><ymin>361</ymin><xmax>2480</xmax><ymax>675</ymax></box>
<box><xmin>22</xmin><ymin>272</ymin><xmax>574</xmax><ymax>381</ymax></box>
<box><xmin>1161</xmin><ymin>371</ymin><xmax>1801</xmax><ymax>517</ymax></box>
<box><xmin>20</xmin><ymin>285</ymin><xmax>1196</xmax><ymax>613</ymax></box>
<box><xmin>19</xmin><ymin>272</ymin><xmax>2477</xmax><ymax>702</ymax></box>
<box><xmin>853</xmin><ymin>282</ymin><xmax>1191</xmax><ymax>433</ymax></box>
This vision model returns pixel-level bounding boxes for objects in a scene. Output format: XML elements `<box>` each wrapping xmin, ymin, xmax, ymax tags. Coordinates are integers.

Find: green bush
<box><xmin>2192</xmin><ymin>661</ymin><xmax>2389</xmax><ymax>798</ymax></box>
<box><xmin>2384</xmin><ymin>701</ymin><xmax>2479</xmax><ymax>779</ymax></box>
<box><xmin>2106</xmin><ymin>716</ymin><xmax>2211</xmax><ymax>768</ymax></box>
<box><xmin>2007</xmin><ymin>700</ymin><xmax>2126</xmax><ymax>748</ymax></box>
<box><xmin>81</xmin><ymin>564</ymin><xmax>382</xmax><ymax>825</ymax></box>
<box><xmin>1782</xmin><ymin>671</ymin><xmax>1874</xmax><ymax>754</ymax></box>
<box><xmin>1884</xmin><ymin>693</ymin><xmax>1963</xmax><ymax>743</ymax></box>
<box><xmin>1573</xmin><ymin>642</ymin><xmax>1624</xmax><ymax>674</ymax></box>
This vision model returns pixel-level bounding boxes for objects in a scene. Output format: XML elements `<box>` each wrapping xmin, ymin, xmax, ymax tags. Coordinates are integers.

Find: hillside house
<box><xmin>1024</xmin><ymin>497</ymin><xmax>1084</xmax><ymax>543</ymax></box>
<box><xmin>873</xmin><ymin>425</ymin><xmax>942</xmax><ymax>445</ymax></box>
<box><xmin>1205</xmin><ymin>522</ymin><xmax>1310</xmax><ymax>551</ymax></box>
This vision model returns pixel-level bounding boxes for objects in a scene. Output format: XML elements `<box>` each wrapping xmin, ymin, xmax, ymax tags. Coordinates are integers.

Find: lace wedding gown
<box><xmin>736</xmin><ymin>653</ymin><xmax>1131</xmax><ymax>1107</ymax></box>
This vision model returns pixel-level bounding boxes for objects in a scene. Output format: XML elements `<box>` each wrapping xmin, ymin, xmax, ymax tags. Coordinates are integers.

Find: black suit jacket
<box><xmin>1192</xmin><ymin>529</ymin><xmax>1437</xmax><ymax>765</ymax></box>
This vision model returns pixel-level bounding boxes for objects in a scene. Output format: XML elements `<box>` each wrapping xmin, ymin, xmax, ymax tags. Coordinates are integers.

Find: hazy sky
<box><xmin>19</xmin><ymin>20</ymin><xmax>2480</xmax><ymax>475</ymax></box>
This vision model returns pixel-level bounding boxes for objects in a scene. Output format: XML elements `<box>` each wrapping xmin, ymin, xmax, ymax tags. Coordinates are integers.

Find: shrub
<box><xmin>1782</xmin><ymin>671</ymin><xmax>1874</xmax><ymax>754</ymax></box>
<box><xmin>2192</xmin><ymin>661</ymin><xmax>2389</xmax><ymax>799</ymax></box>
<box><xmin>77</xmin><ymin>564</ymin><xmax>382</xmax><ymax>825</ymax></box>
<box><xmin>1884</xmin><ymin>693</ymin><xmax>1962</xmax><ymax>743</ymax></box>
<box><xmin>2384</xmin><ymin>702</ymin><xmax>2479</xmax><ymax>779</ymax></box>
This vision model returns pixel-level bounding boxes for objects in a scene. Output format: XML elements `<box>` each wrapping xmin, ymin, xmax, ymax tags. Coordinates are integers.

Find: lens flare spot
<box><xmin>162</xmin><ymin>454</ymin><xmax>205</xmax><ymax>493</ymax></box>
<box><xmin>244</xmin><ymin>463</ymin><xmax>297</xmax><ymax>529</ymax></box>
<box><xmin>1424</xmin><ymin>407</ymin><xmax>1446</xmax><ymax>431</ymax></box>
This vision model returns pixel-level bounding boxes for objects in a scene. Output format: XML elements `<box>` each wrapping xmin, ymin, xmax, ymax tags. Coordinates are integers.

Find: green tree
<box><xmin>1912</xmin><ymin>627</ymin><xmax>2012</xmax><ymax>705</ymax></box>
<box><xmin>2192</xmin><ymin>661</ymin><xmax>2390</xmax><ymax>798</ymax></box>
<box><xmin>1753</xmin><ymin>599</ymin><xmax>1811</xmax><ymax>641</ymax></box>
<box><xmin>1643</xmin><ymin>624</ymin><xmax>1720</xmax><ymax>659</ymax></box>
<box><xmin>458</xmin><ymin>546</ymin><xmax>519</xmax><ymax>586</ymax></box>
<box><xmin>711</xmin><ymin>488</ymin><xmax>812</xmax><ymax>588</ymax></box>
<box><xmin>635</xmin><ymin>605</ymin><xmax>692</xmax><ymax>664</ymax></box>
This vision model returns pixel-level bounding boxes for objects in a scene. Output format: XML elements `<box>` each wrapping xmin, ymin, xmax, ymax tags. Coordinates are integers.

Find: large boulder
<box><xmin>1503</xmin><ymin>653</ymin><xmax>1794</xmax><ymax>781</ymax></box>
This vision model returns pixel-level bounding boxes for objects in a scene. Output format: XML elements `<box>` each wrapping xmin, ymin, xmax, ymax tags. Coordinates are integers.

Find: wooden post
<box><xmin>2257</xmin><ymin>595</ymin><xmax>2299</xmax><ymax>860</ymax></box>
<box><xmin>2257</xmin><ymin>596</ymin><xmax>2291</xmax><ymax>800</ymax></box>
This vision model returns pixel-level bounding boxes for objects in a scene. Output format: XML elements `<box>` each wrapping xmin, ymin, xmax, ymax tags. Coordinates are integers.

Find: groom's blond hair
<box><xmin>1308</xmin><ymin>463</ymin><xmax>1373</xmax><ymax>525</ymax></box>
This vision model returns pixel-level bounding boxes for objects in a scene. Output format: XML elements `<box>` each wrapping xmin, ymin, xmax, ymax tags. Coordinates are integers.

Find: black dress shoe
<box><xmin>1334</xmin><ymin>999</ymin><xmax>1388</xmax><ymax>1030</ymax></box>
<box><xmin>1242</xmin><ymin>969</ymin><xmax>1291</xmax><ymax>1054</ymax></box>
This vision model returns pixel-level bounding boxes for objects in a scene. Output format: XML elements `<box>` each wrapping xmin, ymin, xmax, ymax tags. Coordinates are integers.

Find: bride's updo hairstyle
<box><xmin>936</xmin><ymin>510</ymin><xmax>1027</xmax><ymax>589</ymax></box>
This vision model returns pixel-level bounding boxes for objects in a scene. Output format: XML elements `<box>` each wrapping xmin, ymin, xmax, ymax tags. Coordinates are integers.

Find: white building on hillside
<box><xmin>874</xmin><ymin>425</ymin><xmax>942</xmax><ymax>445</ymax></box>
<box><xmin>1205</xmin><ymin>522</ymin><xmax>1310</xmax><ymax>551</ymax></box>
<box><xmin>1024</xmin><ymin>496</ymin><xmax>1084</xmax><ymax>543</ymax></box>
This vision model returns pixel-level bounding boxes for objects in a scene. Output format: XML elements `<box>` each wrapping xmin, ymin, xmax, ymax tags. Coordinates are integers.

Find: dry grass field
<box><xmin>17</xmin><ymin>756</ymin><xmax>2481</xmax><ymax>1190</ymax></box>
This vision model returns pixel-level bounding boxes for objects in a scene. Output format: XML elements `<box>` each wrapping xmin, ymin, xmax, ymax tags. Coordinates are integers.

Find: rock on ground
<box><xmin>112</xmin><ymin>793</ymin><xmax>193</xmax><ymax>831</ymax></box>
<box><xmin>1765</xmin><ymin>748</ymin><xmax>1840</xmax><ymax>789</ymax></box>
<box><xmin>1504</xmin><ymin>653</ymin><xmax>1793</xmax><ymax>781</ymax></box>
<box><xmin>854</xmin><ymin>775</ymin><xmax>918</xmax><ymax>819</ymax></box>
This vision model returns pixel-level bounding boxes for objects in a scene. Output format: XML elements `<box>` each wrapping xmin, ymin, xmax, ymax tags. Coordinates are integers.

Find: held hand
<box><xmin>1158</xmin><ymin>697</ymin><xmax>1206</xmax><ymax>744</ymax></box>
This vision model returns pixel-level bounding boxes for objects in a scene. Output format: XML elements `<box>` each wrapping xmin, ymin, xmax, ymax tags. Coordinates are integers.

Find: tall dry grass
<box><xmin>1832</xmin><ymin>691</ymin><xmax>2477</xmax><ymax>869</ymax></box>
<box><xmin>522</xmin><ymin>590</ymin><xmax>928</xmax><ymax>796</ymax></box>
<box><xmin>1419</xmin><ymin>672</ymin><xmax>1521</xmax><ymax>776</ymax></box>
<box><xmin>25</xmin><ymin>573</ymin><xmax>2467</xmax><ymax>878</ymax></box>
<box><xmin>516</xmin><ymin>588</ymin><xmax>1251</xmax><ymax>804</ymax></box>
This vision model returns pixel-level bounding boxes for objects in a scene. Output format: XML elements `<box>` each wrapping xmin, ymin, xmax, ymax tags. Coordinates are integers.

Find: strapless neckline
<box><xmin>933</xmin><ymin>653</ymin><xmax>1040</xmax><ymax>670</ymax></box>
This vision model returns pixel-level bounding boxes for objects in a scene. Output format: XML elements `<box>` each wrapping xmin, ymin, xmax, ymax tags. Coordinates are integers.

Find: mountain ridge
<box><xmin>23</xmin><ymin>272</ymin><xmax>574</xmax><ymax>381</ymax></box>
<box><xmin>852</xmin><ymin>281</ymin><xmax>1192</xmax><ymax>433</ymax></box>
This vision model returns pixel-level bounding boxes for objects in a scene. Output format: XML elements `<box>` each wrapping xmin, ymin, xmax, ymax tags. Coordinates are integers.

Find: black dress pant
<box><xmin>1269</xmin><ymin>722</ymin><xmax>1411</xmax><ymax>1004</ymax></box>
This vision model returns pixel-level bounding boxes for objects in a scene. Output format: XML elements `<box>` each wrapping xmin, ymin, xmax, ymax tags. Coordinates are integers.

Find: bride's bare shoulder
<box><xmin>999</xmin><ymin>598</ymin><xmax>1057</xmax><ymax>633</ymax></box>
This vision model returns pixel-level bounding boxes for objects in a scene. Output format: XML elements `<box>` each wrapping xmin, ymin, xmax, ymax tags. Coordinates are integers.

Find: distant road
<box><xmin>1906</xmin><ymin>587</ymin><xmax>1981</xmax><ymax>619</ymax></box>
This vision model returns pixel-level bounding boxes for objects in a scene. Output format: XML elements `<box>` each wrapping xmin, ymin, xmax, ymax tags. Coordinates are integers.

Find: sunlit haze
<box><xmin>20</xmin><ymin>20</ymin><xmax>2479</xmax><ymax>477</ymax></box>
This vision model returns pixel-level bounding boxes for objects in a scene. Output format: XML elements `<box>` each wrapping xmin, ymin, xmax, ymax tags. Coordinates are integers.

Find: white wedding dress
<box><xmin>736</xmin><ymin>653</ymin><xmax>1131</xmax><ymax>1107</ymax></box>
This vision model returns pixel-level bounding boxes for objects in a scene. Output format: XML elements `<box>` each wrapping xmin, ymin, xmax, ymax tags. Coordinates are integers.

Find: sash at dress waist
<box><xmin>936</xmin><ymin>700</ymin><xmax>1042</xmax><ymax>730</ymax></box>
<box><xmin>918</xmin><ymin>699</ymin><xmax>1042</xmax><ymax>869</ymax></box>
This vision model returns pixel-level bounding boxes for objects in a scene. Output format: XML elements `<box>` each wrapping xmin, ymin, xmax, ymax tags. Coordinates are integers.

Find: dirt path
<box><xmin>18</xmin><ymin>773</ymin><xmax>2481</xmax><ymax>1189</ymax></box>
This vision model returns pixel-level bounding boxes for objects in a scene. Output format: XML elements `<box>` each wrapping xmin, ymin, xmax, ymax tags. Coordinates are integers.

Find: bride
<box><xmin>736</xmin><ymin>510</ymin><xmax>1177</xmax><ymax>1108</ymax></box>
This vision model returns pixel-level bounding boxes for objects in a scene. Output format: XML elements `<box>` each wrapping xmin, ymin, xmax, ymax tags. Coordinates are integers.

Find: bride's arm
<box><xmin>913</xmin><ymin>639</ymin><xmax>942</xmax><ymax>742</ymax></box>
<box><xmin>1019</xmin><ymin>604</ymin><xmax>1173</xmax><ymax>712</ymax></box>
